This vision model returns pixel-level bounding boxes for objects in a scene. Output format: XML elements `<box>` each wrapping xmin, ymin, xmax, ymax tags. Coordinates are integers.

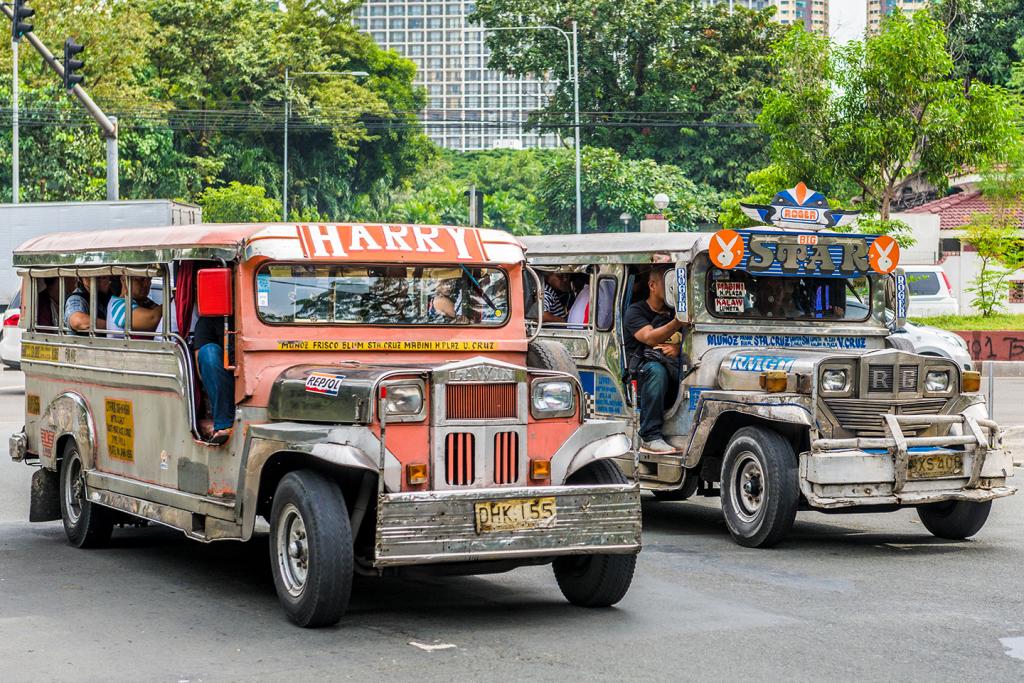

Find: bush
<box><xmin>198</xmin><ymin>182</ymin><xmax>282</xmax><ymax>223</ymax></box>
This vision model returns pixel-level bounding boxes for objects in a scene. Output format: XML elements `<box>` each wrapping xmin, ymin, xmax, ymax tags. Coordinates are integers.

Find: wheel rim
<box><xmin>64</xmin><ymin>454</ymin><xmax>84</xmax><ymax>525</ymax></box>
<box><xmin>730</xmin><ymin>452</ymin><xmax>765</xmax><ymax>524</ymax></box>
<box><xmin>275</xmin><ymin>503</ymin><xmax>309</xmax><ymax>598</ymax></box>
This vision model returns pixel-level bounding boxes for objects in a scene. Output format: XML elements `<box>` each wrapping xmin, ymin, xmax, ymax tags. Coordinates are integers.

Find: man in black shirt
<box><xmin>195</xmin><ymin>314</ymin><xmax>234</xmax><ymax>444</ymax></box>
<box><xmin>623</xmin><ymin>266</ymin><xmax>686</xmax><ymax>453</ymax></box>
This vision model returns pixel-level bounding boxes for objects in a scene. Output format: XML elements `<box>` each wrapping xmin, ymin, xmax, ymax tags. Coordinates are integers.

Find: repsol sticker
<box><xmin>729</xmin><ymin>354</ymin><xmax>797</xmax><ymax>372</ymax></box>
<box><xmin>705</xmin><ymin>334</ymin><xmax>867</xmax><ymax>350</ymax></box>
<box><xmin>305</xmin><ymin>372</ymin><xmax>346</xmax><ymax>396</ymax></box>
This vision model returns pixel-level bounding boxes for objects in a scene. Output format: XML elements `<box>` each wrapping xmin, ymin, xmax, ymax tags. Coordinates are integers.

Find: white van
<box><xmin>904</xmin><ymin>266</ymin><xmax>958</xmax><ymax>317</ymax></box>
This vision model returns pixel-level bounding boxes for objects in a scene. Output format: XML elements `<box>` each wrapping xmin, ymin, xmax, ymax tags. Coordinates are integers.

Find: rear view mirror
<box><xmin>197</xmin><ymin>268</ymin><xmax>233</xmax><ymax>317</ymax></box>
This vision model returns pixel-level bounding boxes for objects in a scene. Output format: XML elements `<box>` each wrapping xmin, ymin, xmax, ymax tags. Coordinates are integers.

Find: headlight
<box><xmin>821</xmin><ymin>368</ymin><xmax>849</xmax><ymax>392</ymax></box>
<box><xmin>383</xmin><ymin>384</ymin><xmax>424</xmax><ymax>415</ymax></box>
<box><xmin>531</xmin><ymin>380</ymin><xmax>574</xmax><ymax>415</ymax></box>
<box><xmin>925</xmin><ymin>370</ymin><xmax>950</xmax><ymax>392</ymax></box>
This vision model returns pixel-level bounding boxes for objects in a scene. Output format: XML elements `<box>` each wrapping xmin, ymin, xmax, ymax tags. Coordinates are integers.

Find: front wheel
<box><xmin>720</xmin><ymin>426</ymin><xmax>799</xmax><ymax>548</ymax></box>
<box><xmin>553</xmin><ymin>459</ymin><xmax>637</xmax><ymax>607</ymax></box>
<box><xmin>59</xmin><ymin>441</ymin><xmax>113</xmax><ymax>548</ymax></box>
<box><xmin>269</xmin><ymin>470</ymin><xmax>353</xmax><ymax>628</ymax></box>
<box><xmin>917</xmin><ymin>500</ymin><xmax>992</xmax><ymax>539</ymax></box>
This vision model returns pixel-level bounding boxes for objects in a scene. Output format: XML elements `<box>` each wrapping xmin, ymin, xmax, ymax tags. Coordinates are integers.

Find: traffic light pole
<box><xmin>11</xmin><ymin>37</ymin><xmax>18</xmax><ymax>204</ymax></box>
<box><xmin>1</xmin><ymin>4</ymin><xmax>119</xmax><ymax>200</ymax></box>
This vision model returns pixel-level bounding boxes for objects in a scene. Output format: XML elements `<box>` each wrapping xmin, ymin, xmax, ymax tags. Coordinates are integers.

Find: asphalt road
<box><xmin>1</xmin><ymin>370</ymin><xmax>1023</xmax><ymax>682</ymax></box>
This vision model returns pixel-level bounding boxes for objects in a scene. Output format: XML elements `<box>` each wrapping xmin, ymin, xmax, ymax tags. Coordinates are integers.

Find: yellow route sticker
<box><xmin>277</xmin><ymin>340</ymin><xmax>499</xmax><ymax>352</ymax></box>
<box><xmin>26</xmin><ymin>394</ymin><xmax>40</xmax><ymax>416</ymax></box>
<box><xmin>105</xmin><ymin>398</ymin><xmax>135</xmax><ymax>463</ymax></box>
<box><xmin>22</xmin><ymin>343</ymin><xmax>58</xmax><ymax>362</ymax></box>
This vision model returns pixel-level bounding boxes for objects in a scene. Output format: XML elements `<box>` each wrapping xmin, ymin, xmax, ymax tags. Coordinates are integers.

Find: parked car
<box><xmin>847</xmin><ymin>301</ymin><xmax>972</xmax><ymax>369</ymax></box>
<box><xmin>903</xmin><ymin>265</ymin><xmax>958</xmax><ymax>317</ymax></box>
<box><xmin>0</xmin><ymin>288</ymin><xmax>21</xmax><ymax>369</ymax></box>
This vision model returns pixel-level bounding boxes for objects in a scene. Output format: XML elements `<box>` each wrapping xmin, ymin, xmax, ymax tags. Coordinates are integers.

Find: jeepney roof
<box><xmin>522</xmin><ymin>232</ymin><xmax>706</xmax><ymax>265</ymax></box>
<box><xmin>13</xmin><ymin>223</ymin><xmax>525</xmax><ymax>267</ymax></box>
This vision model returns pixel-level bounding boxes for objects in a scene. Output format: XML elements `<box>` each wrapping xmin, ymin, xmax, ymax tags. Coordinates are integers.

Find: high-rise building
<box><xmin>353</xmin><ymin>1</ymin><xmax>559</xmax><ymax>151</ymax></box>
<box><xmin>867</xmin><ymin>0</ymin><xmax>929</xmax><ymax>32</ymax></box>
<box><xmin>702</xmin><ymin>0</ymin><xmax>831</xmax><ymax>34</ymax></box>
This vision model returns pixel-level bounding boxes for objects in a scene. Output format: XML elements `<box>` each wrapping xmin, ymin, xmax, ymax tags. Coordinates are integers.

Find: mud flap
<box><xmin>29</xmin><ymin>468</ymin><xmax>61</xmax><ymax>522</ymax></box>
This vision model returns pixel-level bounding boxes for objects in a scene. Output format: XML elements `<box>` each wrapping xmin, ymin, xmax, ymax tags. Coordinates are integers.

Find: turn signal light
<box><xmin>406</xmin><ymin>463</ymin><xmax>428</xmax><ymax>486</ymax></box>
<box><xmin>530</xmin><ymin>459</ymin><xmax>551</xmax><ymax>480</ymax></box>
<box><xmin>962</xmin><ymin>371</ymin><xmax>981</xmax><ymax>393</ymax></box>
<box><xmin>759</xmin><ymin>370</ymin><xmax>789</xmax><ymax>393</ymax></box>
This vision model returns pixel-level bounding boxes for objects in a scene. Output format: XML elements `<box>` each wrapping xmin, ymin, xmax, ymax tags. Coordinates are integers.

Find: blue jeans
<box><xmin>197</xmin><ymin>343</ymin><xmax>235</xmax><ymax>431</ymax></box>
<box><xmin>637</xmin><ymin>360</ymin><xmax>676</xmax><ymax>442</ymax></box>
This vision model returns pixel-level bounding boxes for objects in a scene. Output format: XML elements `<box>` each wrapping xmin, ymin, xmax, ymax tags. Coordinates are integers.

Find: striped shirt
<box><xmin>543</xmin><ymin>283</ymin><xmax>568</xmax><ymax>319</ymax></box>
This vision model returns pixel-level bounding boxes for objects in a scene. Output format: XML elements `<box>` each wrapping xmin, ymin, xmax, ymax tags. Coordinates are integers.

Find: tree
<box><xmin>932</xmin><ymin>0</ymin><xmax>1024</xmax><ymax>88</ymax></box>
<box><xmin>197</xmin><ymin>182</ymin><xmax>281</xmax><ymax>223</ymax></box>
<box><xmin>471</xmin><ymin>1</ymin><xmax>783</xmax><ymax>190</ymax></box>
<box><xmin>758</xmin><ymin>11</ymin><xmax>1021</xmax><ymax>222</ymax></box>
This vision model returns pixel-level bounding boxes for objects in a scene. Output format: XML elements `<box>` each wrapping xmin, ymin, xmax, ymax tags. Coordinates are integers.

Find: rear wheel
<box><xmin>527</xmin><ymin>339</ymin><xmax>579</xmax><ymax>379</ymax></box>
<box><xmin>553</xmin><ymin>459</ymin><xmax>636</xmax><ymax>607</ymax></box>
<box><xmin>269</xmin><ymin>470</ymin><xmax>353</xmax><ymax>628</ymax></box>
<box><xmin>917</xmin><ymin>500</ymin><xmax>992</xmax><ymax>540</ymax></box>
<box><xmin>59</xmin><ymin>441</ymin><xmax>113</xmax><ymax>548</ymax></box>
<box><xmin>719</xmin><ymin>426</ymin><xmax>799</xmax><ymax>548</ymax></box>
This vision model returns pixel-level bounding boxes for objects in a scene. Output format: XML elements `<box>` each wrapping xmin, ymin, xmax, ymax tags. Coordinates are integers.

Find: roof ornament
<box><xmin>740</xmin><ymin>182</ymin><xmax>859</xmax><ymax>231</ymax></box>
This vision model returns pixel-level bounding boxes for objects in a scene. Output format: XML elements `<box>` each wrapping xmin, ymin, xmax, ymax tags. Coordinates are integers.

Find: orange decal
<box><xmin>794</xmin><ymin>181</ymin><xmax>809</xmax><ymax>204</ymax></box>
<box><xmin>869</xmin><ymin>235</ymin><xmax>900</xmax><ymax>274</ymax></box>
<box><xmin>709</xmin><ymin>229</ymin><xmax>745</xmax><ymax>270</ymax></box>
<box><xmin>296</xmin><ymin>224</ymin><xmax>485</xmax><ymax>262</ymax></box>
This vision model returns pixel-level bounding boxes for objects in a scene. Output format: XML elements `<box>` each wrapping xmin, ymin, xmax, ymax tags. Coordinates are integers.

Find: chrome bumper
<box><xmin>374</xmin><ymin>483</ymin><xmax>641</xmax><ymax>567</ymax></box>
<box><xmin>9</xmin><ymin>430</ymin><xmax>26</xmax><ymax>462</ymax></box>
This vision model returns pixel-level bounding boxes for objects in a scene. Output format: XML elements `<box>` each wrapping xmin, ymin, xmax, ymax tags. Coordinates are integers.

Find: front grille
<box><xmin>445</xmin><ymin>432</ymin><xmax>476</xmax><ymax>485</ymax></box>
<box><xmin>446</xmin><ymin>383</ymin><xmax>518</xmax><ymax>420</ymax></box>
<box><xmin>899</xmin><ymin>366</ymin><xmax>920</xmax><ymax>392</ymax></box>
<box><xmin>493</xmin><ymin>431</ymin><xmax>520</xmax><ymax>485</ymax></box>
<box><xmin>868</xmin><ymin>365</ymin><xmax>894</xmax><ymax>392</ymax></box>
<box><xmin>824</xmin><ymin>398</ymin><xmax>948</xmax><ymax>436</ymax></box>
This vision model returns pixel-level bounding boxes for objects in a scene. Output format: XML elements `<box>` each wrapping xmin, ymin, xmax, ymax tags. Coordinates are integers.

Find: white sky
<box><xmin>830</xmin><ymin>0</ymin><xmax>867</xmax><ymax>43</ymax></box>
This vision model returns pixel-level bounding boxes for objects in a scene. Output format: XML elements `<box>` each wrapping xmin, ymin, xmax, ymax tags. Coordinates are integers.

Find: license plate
<box><xmin>474</xmin><ymin>497</ymin><xmax>556</xmax><ymax>534</ymax></box>
<box><xmin>907</xmin><ymin>452</ymin><xmax>963</xmax><ymax>479</ymax></box>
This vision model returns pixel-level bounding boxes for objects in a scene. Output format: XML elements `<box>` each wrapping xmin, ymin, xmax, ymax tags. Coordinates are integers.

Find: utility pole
<box><xmin>10</xmin><ymin>0</ymin><xmax>34</xmax><ymax>204</ymax></box>
<box><xmin>571</xmin><ymin>20</ymin><xmax>582</xmax><ymax>235</ymax></box>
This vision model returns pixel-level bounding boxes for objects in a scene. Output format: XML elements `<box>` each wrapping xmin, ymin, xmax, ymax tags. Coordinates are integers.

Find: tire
<box><xmin>553</xmin><ymin>459</ymin><xmax>637</xmax><ymax>607</ymax></box>
<box><xmin>59</xmin><ymin>441</ymin><xmax>114</xmax><ymax>549</ymax></box>
<box><xmin>269</xmin><ymin>470</ymin><xmax>353</xmax><ymax>628</ymax></box>
<box><xmin>651</xmin><ymin>470</ymin><xmax>700</xmax><ymax>502</ymax></box>
<box><xmin>720</xmin><ymin>426</ymin><xmax>799</xmax><ymax>548</ymax></box>
<box><xmin>917</xmin><ymin>500</ymin><xmax>992</xmax><ymax>540</ymax></box>
<box><xmin>527</xmin><ymin>339</ymin><xmax>579</xmax><ymax>379</ymax></box>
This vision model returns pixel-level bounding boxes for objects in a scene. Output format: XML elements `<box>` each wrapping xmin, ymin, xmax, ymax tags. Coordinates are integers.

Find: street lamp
<box><xmin>653</xmin><ymin>193</ymin><xmax>670</xmax><ymax>212</ymax></box>
<box><xmin>283</xmin><ymin>69</ymin><xmax>370</xmax><ymax>221</ymax></box>
<box><xmin>479</xmin><ymin>22</ymin><xmax>581</xmax><ymax>234</ymax></box>
<box><xmin>619</xmin><ymin>212</ymin><xmax>632</xmax><ymax>231</ymax></box>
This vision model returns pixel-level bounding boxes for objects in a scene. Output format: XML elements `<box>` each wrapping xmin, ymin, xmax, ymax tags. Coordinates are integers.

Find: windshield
<box><xmin>256</xmin><ymin>263</ymin><xmax>509</xmax><ymax>326</ymax></box>
<box><xmin>706</xmin><ymin>269</ymin><xmax>870</xmax><ymax>321</ymax></box>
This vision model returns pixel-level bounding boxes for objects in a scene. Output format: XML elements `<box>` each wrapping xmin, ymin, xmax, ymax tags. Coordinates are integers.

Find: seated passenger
<box><xmin>194</xmin><ymin>313</ymin><xmax>234</xmax><ymax>445</ymax></box>
<box><xmin>107</xmin><ymin>276</ymin><xmax>162</xmax><ymax>338</ymax></box>
<box><xmin>541</xmin><ymin>271</ymin><xmax>573</xmax><ymax>323</ymax></box>
<box><xmin>64</xmin><ymin>276</ymin><xmax>112</xmax><ymax>333</ymax></box>
<box><xmin>624</xmin><ymin>266</ymin><xmax>686</xmax><ymax>454</ymax></box>
<box><xmin>36</xmin><ymin>277</ymin><xmax>60</xmax><ymax>328</ymax></box>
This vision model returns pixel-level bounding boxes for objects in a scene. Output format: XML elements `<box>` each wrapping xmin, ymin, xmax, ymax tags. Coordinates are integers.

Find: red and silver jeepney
<box><xmin>9</xmin><ymin>223</ymin><xmax>640</xmax><ymax>626</ymax></box>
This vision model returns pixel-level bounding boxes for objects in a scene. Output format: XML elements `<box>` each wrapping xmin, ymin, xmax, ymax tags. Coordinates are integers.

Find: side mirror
<box><xmin>885</xmin><ymin>269</ymin><xmax>907</xmax><ymax>332</ymax></box>
<box><xmin>197</xmin><ymin>268</ymin><xmax>233</xmax><ymax>317</ymax></box>
<box><xmin>664</xmin><ymin>266</ymin><xmax>688</xmax><ymax>318</ymax></box>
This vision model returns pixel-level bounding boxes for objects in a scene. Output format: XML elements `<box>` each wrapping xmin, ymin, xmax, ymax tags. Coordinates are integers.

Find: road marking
<box><xmin>409</xmin><ymin>641</ymin><xmax>457</xmax><ymax>652</ymax></box>
<box><xmin>1000</xmin><ymin>636</ymin><xmax>1024</xmax><ymax>661</ymax></box>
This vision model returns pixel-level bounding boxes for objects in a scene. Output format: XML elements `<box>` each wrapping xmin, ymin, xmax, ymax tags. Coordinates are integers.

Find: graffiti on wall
<box><xmin>954</xmin><ymin>331</ymin><xmax>1024</xmax><ymax>361</ymax></box>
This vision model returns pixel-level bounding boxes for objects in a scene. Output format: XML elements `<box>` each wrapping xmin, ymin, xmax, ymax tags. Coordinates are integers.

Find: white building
<box><xmin>702</xmin><ymin>0</ymin><xmax>831</xmax><ymax>34</ymax></box>
<box><xmin>353</xmin><ymin>0</ymin><xmax>560</xmax><ymax>151</ymax></box>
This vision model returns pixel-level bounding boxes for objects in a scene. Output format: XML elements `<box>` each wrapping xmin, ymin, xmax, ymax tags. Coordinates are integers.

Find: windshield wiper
<box><xmin>460</xmin><ymin>265</ymin><xmax>498</xmax><ymax>312</ymax></box>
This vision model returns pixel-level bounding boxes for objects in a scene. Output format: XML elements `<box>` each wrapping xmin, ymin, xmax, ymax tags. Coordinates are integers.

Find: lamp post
<box><xmin>283</xmin><ymin>69</ymin><xmax>369</xmax><ymax>221</ymax></box>
<box><xmin>619</xmin><ymin>212</ymin><xmax>632</xmax><ymax>231</ymax></box>
<box><xmin>640</xmin><ymin>193</ymin><xmax>671</xmax><ymax>233</ymax></box>
<box><xmin>480</xmin><ymin>23</ymin><xmax>581</xmax><ymax>234</ymax></box>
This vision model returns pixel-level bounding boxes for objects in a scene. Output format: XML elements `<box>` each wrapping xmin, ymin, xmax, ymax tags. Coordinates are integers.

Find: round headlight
<box><xmin>531</xmin><ymin>380</ymin><xmax>574</xmax><ymax>414</ymax></box>
<box><xmin>925</xmin><ymin>370</ymin><xmax>950</xmax><ymax>392</ymax></box>
<box><xmin>383</xmin><ymin>384</ymin><xmax>424</xmax><ymax>415</ymax></box>
<box><xmin>821</xmin><ymin>368</ymin><xmax>849</xmax><ymax>392</ymax></box>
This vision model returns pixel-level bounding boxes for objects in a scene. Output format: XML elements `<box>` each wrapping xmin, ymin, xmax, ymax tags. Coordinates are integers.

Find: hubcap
<box><xmin>730</xmin><ymin>453</ymin><xmax>765</xmax><ymax>523</ymax></box>
<box><xmin>276</xmin><ymin>504</ymin><xmax>309</xmax><ymax>598</ymax></box>
<box><xmin>64</xmin><ymin>455</ymin><xmax>84</xmax><ymax>525</ymax></box>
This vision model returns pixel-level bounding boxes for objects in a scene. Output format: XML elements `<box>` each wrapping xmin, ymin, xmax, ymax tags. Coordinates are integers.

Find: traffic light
<box><xmin>63</xmin><ymin>39</ymin><xmax>85</xmax><ymax>90</ymax></box>
<box><xmin>11</xmin><ymin>0</ymin><xmax>34</xmax><ymax>42</ymax></box>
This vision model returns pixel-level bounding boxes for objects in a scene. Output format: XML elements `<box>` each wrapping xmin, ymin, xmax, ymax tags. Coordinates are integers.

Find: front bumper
<box><xmin>374</xmin><ymin>483</ymin><xmax>641</xmax><ymax>567</ymax></box>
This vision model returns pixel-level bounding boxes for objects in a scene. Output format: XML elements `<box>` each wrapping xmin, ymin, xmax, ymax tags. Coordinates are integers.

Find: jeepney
<box><xmin>523</xmin><ymin>185</ymin><xmax>1015</xmax><ymax>548</ymax></box>
<box><xmin>9</xmin><ymin>223</ymin><xmax>641</xmax><ymax>627</ymax></box>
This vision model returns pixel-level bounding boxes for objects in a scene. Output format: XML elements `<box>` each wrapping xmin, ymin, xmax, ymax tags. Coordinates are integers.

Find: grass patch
<box><xmin>910</xmin><ymin>313</ymin><xmax>1024</xmax><ymax>331</ymax></box>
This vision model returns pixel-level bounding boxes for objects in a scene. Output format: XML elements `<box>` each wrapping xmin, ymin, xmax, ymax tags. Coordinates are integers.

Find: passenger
<box><xmin>194</xmin><ymin>312</ymin><xmax>235</xmax><ymax>445</ymax></box>
<box><xmin>429</xmin><ymin>278</ymin><xmax>463</xmax><ymax>323</ymax></box>
<box><xmin>36</xmin><ymin>277</ymin><xmax>60</xmax><ymax>328</ymax></box>
<box><xmin>624</xmin><ymin>266</ymin><xmax>686</xmax><ymax>454</ymax></box>
<box><xmin>64</xmin><ymin>276</ymin><xmax>112</xmax><ymax>333</ymax></box>
<box><xmin>107</xmin><ymin>276</ymin><xmax>162</xmax><ymax>338</ymax></box>
<box><xmin>567</xmin><ymin>283</ymin><xmax>591</xmax><ymax>326</ymax></box>
<box><xmin>541</xmin><ymin>271</ymin><xmax>572</xmax><ymax>323</ymax></box>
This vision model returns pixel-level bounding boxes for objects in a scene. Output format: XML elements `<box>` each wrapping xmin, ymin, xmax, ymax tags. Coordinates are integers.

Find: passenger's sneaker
<box><xmin>640</xmin><ymin>438</ymin><xmax>678</xmax><ymax>453</ymax></box>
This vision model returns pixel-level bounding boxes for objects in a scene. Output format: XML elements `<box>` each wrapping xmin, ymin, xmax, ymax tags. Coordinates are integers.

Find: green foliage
<box><xmin>758</xmin><ymin>11</ymin><xmax>1021</xmax><ymax>220</ymax></box>
<box><xmin>911</xmin><ymin>313</ymin><xmax>1024</xmax><ymax>330</ymax></box>
<box><xmin>933</xmin><ymin>0</ymin><xmax>1024</xmax><ymax>87</ymax></box>
<box><xmin>471</xmin><ymin>1</ymin><xmax>783</xmax><ymax>190</ymax></box>
<box><xmin>198</xmin><ymin>182</ymin><xmax>281</xmax><ymax>223</ymax></box>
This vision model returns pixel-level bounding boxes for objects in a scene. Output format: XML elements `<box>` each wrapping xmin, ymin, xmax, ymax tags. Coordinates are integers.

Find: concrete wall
<box><xmin>893</xmin><ymin>211</ymin><xmax>941</xmax><ymax>265</ymax></box>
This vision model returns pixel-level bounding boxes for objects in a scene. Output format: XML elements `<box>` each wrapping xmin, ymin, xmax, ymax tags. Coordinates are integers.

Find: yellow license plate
<box><xmin>907</xmin><ymin>452</ymin><xmax>963</xmax><ymax>479</ymax></box>
<box><xmin>474</xmin><ymin>497</ymin><xmax>556</xmax><ymax>534</ymax></box>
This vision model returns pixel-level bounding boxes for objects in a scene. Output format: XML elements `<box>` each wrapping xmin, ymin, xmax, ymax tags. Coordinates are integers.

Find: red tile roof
<box><xmin>906</xmin><ymin>190</ymin><xmax>1024</xmax><ymax>230</ymax></box>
